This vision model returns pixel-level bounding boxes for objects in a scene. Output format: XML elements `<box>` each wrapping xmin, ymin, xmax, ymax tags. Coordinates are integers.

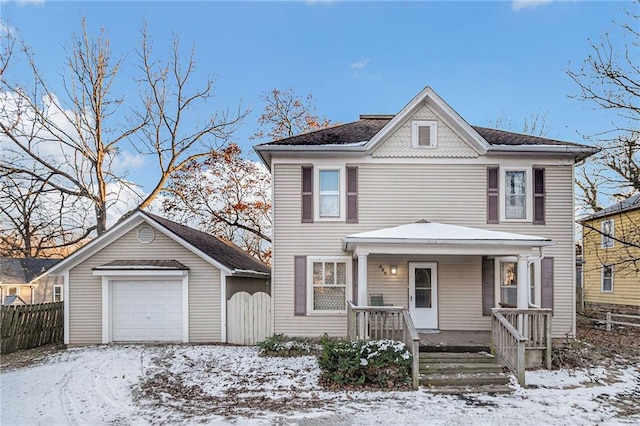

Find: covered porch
<box><xmin>343</xmin><ymin>220</ymin><xmax>555</xmax><ymax>387</ymax></box>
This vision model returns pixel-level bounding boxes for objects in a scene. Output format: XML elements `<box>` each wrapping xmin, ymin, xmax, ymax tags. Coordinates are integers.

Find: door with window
<box><xmin>409</xmin><ymin>262</ymin><xmax>438</xmax><ymax>329</ymax></box>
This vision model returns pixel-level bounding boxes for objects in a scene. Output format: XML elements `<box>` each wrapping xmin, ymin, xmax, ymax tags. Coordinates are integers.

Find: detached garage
<box><xmin>48</xmin><ymin>210</ymin><xmax>270</xmax><ymax>346</ymax></box>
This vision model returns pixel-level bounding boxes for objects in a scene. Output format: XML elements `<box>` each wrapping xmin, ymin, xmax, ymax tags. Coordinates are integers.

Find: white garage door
<box><xmin>112</xmin><ymin>280</ymin><xmax>183</xmax><ymax>342</ymax></box>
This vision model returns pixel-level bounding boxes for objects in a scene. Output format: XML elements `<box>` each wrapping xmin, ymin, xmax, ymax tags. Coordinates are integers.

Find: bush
<box><xmin>318</xmin><ymin>339</ymin><xmax>412</xmax><ymax>388</ymax></box>
<box><xmin>258</xmin><ymin>334</ymin><xmax>322</xmax><ymax>357</ymax></box>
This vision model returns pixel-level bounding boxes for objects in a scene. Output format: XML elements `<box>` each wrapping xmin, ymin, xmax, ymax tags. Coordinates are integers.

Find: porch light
<box><xmin>390</xmin><ymin>265</ymin><xmax>397</xmax><ymax>275</ymax></box>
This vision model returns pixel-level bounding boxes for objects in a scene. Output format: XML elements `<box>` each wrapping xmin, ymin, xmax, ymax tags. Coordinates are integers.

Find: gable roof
<box><xmin>140</xmin><ymin>211</ymin><xmax>270</xmax><ymax>275</ymax></box>
<box><xmin>580</xmin><ymin>193</ymin><xmax>640</xmax><ymax>222</ymax></box>
<box><xmin>48</xmin><ymin>210</ymin><xmax>270</xmax><ymax>277</ymax></box>
<box><xmin>255</xmin><ymin>86</ymin><xmax>598</xmax><ymax>165</ymax></box>
<box><xmin>1</xmin><ymin>258</ymin><xmax>61</xmax><ymax>285</ymax></box>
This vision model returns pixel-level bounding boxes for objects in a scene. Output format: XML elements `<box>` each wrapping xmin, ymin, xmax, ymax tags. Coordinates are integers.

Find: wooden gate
<box><xmin>227</xmin><ymin>292</ymin><xmax>271</xmax><ymax>345</ymax></box>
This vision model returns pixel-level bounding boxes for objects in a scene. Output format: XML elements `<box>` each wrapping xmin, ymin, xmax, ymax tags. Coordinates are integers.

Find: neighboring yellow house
<box><xmin>580</xmin><ymin>194</ymin><xmax>640</xmax><ymax>315</ymax></box>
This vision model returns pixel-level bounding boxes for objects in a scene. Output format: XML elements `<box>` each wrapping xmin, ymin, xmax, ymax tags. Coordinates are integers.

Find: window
<box><xmin>500</xmin><ymin>261</ymin><xmax>517</xmax><ymax>306</ymax></box>
<box><xmin>505</xmin><ymin>170</ymin><xmax>526</xmax><ymax>219</ymax></box>
<box><xmin>411</xmin><ymin>120</ymin><xmax>437</xmax><ymax>148</ymax></box>
<box><xmin>319</xmin><ymin>170</ymin><xmax>340</xmax><ymax>217</ymax></box>
<box><xmin>7</xmin><ymin>286</ymin><xmax>18</xmax><ymax>296</ymax></box>
<box><xmin>601</xmin><ymin>219</ymin><xmax>614</xmax><ymax>248</ymax></box>
<box><xmin>307</xmin><ymin>257</ymin><xmax>351</xmax><ymax>313</ymax></box>
<box><xmin>53</xmin><ymin>285</ymin><xmax>63</xmax><ymax>302</ymax></box>
<box><xmin>601</xmin><ymin>265</ymin><xmax>613</xmax><ymax>292</ymax></box>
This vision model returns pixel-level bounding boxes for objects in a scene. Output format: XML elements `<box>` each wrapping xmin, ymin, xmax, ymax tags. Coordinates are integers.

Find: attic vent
<box><xmin>137</xmin><ymin>226</ymin><xmax>155</xmax><ymax>244</ymax></box>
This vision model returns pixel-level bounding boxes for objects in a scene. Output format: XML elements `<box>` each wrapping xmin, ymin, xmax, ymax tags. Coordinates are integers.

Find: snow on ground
<box><xmin>1</xmin><ymin>344</ymin><xmax>638</xmax><ymax>425</ymax></box>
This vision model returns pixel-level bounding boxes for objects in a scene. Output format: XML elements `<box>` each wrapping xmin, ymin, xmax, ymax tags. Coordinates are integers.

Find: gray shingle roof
<box><xmin>256</xmin><ymin>117</ymin><xmax>586</xmax><ymax>148</ymax></box>
<box><xmin>0</xmin><ymin>258</ymin><xmax>61</xmax><ymax>284</ymax></box>
<box><xmin>140</xmin><ymin>211</ymin><xmax>270</xmax><ymax>275</ymax></box>
<box><xmin>580</xmin><ymin>193</ymin><xmax>640</xmax><ymax>222</ymax></box>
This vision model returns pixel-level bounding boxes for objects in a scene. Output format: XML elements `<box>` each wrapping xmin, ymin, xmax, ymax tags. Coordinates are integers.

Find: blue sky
<box><xmin>1</xmin><ymin>0</ymin><xmax>635</xmax><ymax>193</ymax></box>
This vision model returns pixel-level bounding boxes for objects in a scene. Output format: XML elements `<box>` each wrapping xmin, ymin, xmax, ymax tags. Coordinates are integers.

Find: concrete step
<box><xmin>420</xmin><ymin>372</ymin><xmax>511</xmax><ymax>387</ymax></box>
<box><xmin>419</xmin><ymin>345</ymin><xmax>491</xmax><ymax>353</ymax></box>
<box><xmin>420</xmin><ymin>362</ymin><xmax>505</xmax><ymax>375</ymax></box>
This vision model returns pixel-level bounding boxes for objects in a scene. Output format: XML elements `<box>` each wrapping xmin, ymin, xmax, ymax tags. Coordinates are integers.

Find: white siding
<box><xmin>272</xmin><ymin>161</ymin><xmax>575</xmax><ymax>338</ymax></box>
<box><xmin>68</xmin><ymin>222</ymin><xmax>221</xmax><ymax>345</ymax></box>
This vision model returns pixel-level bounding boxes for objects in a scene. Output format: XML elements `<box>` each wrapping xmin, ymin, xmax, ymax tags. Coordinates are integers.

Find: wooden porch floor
<box><xmin>418</xmin><ymin>330</ymin><xmax>491</xmax><ymax>348</ymax></box>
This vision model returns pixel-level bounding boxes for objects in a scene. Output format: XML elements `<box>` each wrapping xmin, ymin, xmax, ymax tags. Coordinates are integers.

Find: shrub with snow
<box><xmin>318</xmin><ymin>339</ymin><xmax>412</xmax><ymax>388</ymax></box>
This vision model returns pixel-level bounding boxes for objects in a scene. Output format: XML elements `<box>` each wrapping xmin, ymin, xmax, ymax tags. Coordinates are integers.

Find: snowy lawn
<box><xmin>1</xmin><ymin>344</ymin><xmax>638</xmax><ymax>425</ymax></box>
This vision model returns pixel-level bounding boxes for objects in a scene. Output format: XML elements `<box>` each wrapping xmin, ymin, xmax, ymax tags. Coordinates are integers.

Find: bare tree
<box><xmin>253</xmin><ymin>88</ymin><xmax>334</xmax><ymax>141</ymax></box>
<box><xmin>162</xmin><ymin>144</ymin><xmax>272</xmax><ymax>263</ymax></box>
<box><xmin>0</xmin><ymin>19</ymin><xmax>246</xmax><ymax>254</ymax></box>
<box><xmin>490</xmin><ymin>110</ymin><xmax>554</xmax><ymax>137</ymax></box>
<box><xmin>568</xmin><ymin>4</ymin><xmax>640</xmax><ymax>209</ymax></box>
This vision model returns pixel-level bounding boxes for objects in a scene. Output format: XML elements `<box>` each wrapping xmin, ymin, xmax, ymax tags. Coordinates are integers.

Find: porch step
<box><xmin>419</xmin><ymin>351</ymin><xmax>513</xmax><ymax>393</ymax></box>
<box><xmin>419</xmin><ymin>351</ymin><xmax>496</xmax><ymax>363</ymax></box>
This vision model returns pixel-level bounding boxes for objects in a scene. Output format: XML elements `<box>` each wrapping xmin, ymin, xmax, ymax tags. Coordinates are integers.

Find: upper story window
<box><xmin>411</xmin><ymin>120</ymin><xmax>438</xmax><ymax>149</ymax></box>
<box><xmin>505</xmin><ymin>171</ymin><xmax>526</xmax><ymax>219</ymax></box>
<box><xmin>319</xmin><ymin>170</ymin><xmax>340</xmax><ymax>218</ymax></box>
<box><xmin>601</xmin><ymin>265</ymin><xmax>613</xmax><ymax>292</ymax></box>
<box><xmin>601</xmin><ymin>219</ymin><xmax>614</xmax><ymax>248</ymax></box>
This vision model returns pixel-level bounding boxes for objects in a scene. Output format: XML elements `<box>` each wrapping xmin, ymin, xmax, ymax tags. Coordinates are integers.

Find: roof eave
<box><xmin>254</xmin><ymin>144</ymin><xmax>368</xmax><ymax>170</ymax></box>
<box><xmin>342</xmin><ymin>237</ymin><xmax>555</xmax><ymax>251</ymax></box>
<box><xmin>488</xmin><ymin>145</ymin><xmax>599</xmax><ymax>162</ymax></box>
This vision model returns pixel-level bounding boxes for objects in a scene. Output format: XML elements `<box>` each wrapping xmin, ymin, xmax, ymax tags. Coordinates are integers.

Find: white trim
<box><xmin>500</xmin><ymin>167</ymin><xmax>533</xmax><ymax>222</ymax></box>
<box><xmin>306</xmin><ymin>256</ymin><xmax>352</xmax><ymax>314</ymax></box>
<box><xmin>411</xmin><ymin>120</ymin><xmax>438</xmax><ymax>149</ymax></box>
<box><xmin>101</xmin><ymin>276</ymin><xmax>110</xmax><ymax>344</ymax></box>
<box><xmin>601</xmin><ymin>265</ymin><xmax>614</xmax><ymax>293</ymax></box>
<box><xmin>182</xmin><ymin>274</ymin><xmax>189</xmax><ymax>343</ymax></box>
<box><xmin>53</xmin><ymin>284</ymin><xmax>63</xmax><ymax>302</ymax></box>
<box><xmin>314</xmin><ymin>166</ymin><xmax>346</xmax><ymax>221</ymax></box>
<box><xmin>221</xmin><ymin>272</ymin><xmax>227</xmax><ymax>343</ymax></box>
<box><xmin>352</xmin><ymin>243</ymin><xmax>537</xmax><ymax>257</ymax></box>
<box><xmin>63</xmin><ymin>271</ymin><xmax>69</xmax><ymax>344</ymax></box>
<box><xmin>93</xmin><ymin>269</ymin><xmax>188</xmax><ymax>277</ymax></box>
<box><xmin>99</xmin><ymin>273</ymin><xmax>190</xmax><ymax>344</ymax></box>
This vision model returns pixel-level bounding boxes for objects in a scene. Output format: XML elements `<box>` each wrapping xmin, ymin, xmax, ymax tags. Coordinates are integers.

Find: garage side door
<box><xmin>112</xmin><ymin>280</ymin><xmax>182</xmax><ymax>342</ymax></box>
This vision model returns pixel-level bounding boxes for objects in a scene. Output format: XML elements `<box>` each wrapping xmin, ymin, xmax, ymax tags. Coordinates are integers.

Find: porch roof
<box><xmin>342</xmin><ymin>220</ymin><xmax>554</xmax><ymax>256</ymax></box>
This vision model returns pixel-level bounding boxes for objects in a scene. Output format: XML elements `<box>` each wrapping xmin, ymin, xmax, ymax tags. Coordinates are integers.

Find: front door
<box><xmin>409</xmin><ymin>262</ymin><xmax>438</xmax><ymax>329</ymax></box>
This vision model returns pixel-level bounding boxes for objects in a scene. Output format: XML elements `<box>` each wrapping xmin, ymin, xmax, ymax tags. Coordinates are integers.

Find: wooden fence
<box><xmin>227</xmin><ymin>292</ymin><xmax>271</xmax><ymax>345</ymax></box>
<box><xmin>603</xmin><ymin>312</ymin><xmax>640</xmax><ymax>331</ymax></box>
<box><xmin>0</xmin><ymin>302</ymin><xmax>64</xmax><ymax>354</ymax></box>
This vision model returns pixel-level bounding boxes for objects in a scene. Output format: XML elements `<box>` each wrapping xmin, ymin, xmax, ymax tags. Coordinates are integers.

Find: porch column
<box><xmin>516</xmin><ymin>254</ymin><xmax>529</xmax><ymax>335</ymax></box>
<box><xmin>516</xmin><ymin>255</ymin><xmax>529</xmax><ymax>309</ymax></box>
<box><xmin>357</xmin><ymin>253</ymin><xmax>368</xmax><ymax>306</ymax></box>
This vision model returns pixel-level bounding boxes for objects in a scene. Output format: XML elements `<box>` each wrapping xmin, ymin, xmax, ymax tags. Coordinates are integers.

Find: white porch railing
<box><xmin>347</xmin><ymin>301</ymin><xmax>420</xmax><ymax>389</ymax></box>
<box><xmin>491</xmin><ymin>308</ymin><xmax>552</xmax><ymax>385</ymax></box>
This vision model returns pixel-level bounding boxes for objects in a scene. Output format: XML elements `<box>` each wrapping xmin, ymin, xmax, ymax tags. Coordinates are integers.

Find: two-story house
<box><xmin>580</xmin><ymin>194</ymin><xmax>640</xmax><ymax>315</ymax></box>
<box><xmin>255</xmin><ymin>87</ymin><xmax>597</xmax><ymax>343</ymax></box>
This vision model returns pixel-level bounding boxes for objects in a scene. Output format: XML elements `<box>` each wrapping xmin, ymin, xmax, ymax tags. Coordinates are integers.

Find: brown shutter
<box><xmin>294</xmin><ymin>256</ymin><xmax>307</xmax><ymax>316</ymax></box>
<box><xmin>541</xmin><ymin>257</ymin><xmax>554</xmax><ymax>311</ymax></box>
<box><xmin>533</xmin><ymin>168</ymin><xmax>545</xmax><ymax>225</ymax></box>
<box><xmin>487</xmin><ymin>167</ymin><xmax>499</xmax><ymax>224</ymax></box>
<box><xmin>346</xmin><ymin>166</ymin><xmax>358</xmax><ymax>223</ymax></box>
<box><xmin>301</xmin><ymin>166</ymin><xmax>313</xmax><ymax>223</ymax></box>
<box><xmin>481</xmin><ymin>256</ymin><xmax>495</xmax><ymax>316</ymax></box>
